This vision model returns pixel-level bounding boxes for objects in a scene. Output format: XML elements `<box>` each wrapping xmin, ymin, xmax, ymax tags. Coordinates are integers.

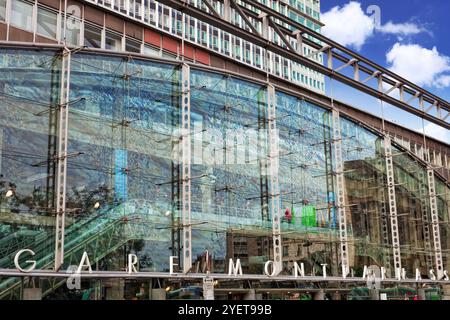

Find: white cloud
<box><xmin>378</xmin><ymin>21</ymin><xmax>425</xmax><ymax>36</ymax></box>
<box><xmin>386</xmin><ymin>43</ymin><xmax>450</xmax><ymax>88</ymax></box>
<box><xmin>436</xmin><ymin>75</ymin><xmax>450</xmax><ymax>88</ymax></box>
<box><xmin>321</xmin><ymin>2</ymin><xmax>427</xmax><ymax>50</ymax></box>
<box><xmin>321</xmin><ymin>2</ymin><xmax>374</xmax><ymax>50</ymax></box>
<box><xmin>416</xmin><ymin>123</ymin><xmax>450</xmax><ymax>143</ymax></box>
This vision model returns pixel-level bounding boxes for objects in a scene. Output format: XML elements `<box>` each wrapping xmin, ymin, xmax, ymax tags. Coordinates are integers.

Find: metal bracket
<box><xmin>384</xmin><ymin>137</ymin><xmax>402</xmax><ymax>276</ymax></box>
<box><xmin>332</xmin><ymin>110</ymin><xmax>349</xmax><ymax>276</ymax></box>
<box><xmin>181</xmin><ymin>63</ymin><xmax>192</xmax><ymax>274</ymax></box>
<box><xmin>427</xmin><ymin>168</ymin><xmax>444</xmax><ymax>279</ymax></box>
<box><xmin>54</xmin><ymin>47</ymin><xmax>71</xmax><ymax>271</ymax></box>
<box><xmin>267</xmin><ymin>84</ymin><xmax>282</xmax><ymax>275</ymax></box>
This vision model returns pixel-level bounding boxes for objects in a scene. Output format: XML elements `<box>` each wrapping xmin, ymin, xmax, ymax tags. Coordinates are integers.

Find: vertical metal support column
<box><xmin>427</xmin><ymin>167</ymin><xmax>444</xmax><ymax>279</ymax></box>
<box><xmin>261</xmin><ymin>14</ymin><xmax>269</xmax><ymax>40</ymax></box>
<box><xmin>294</xmin><ymin>31</ymin><xmax>303</xmax><ymax>56</ymax></box>
<box><xmin>223</xmin><ymin>0</ymin><xmax>231</xmax><ymax>22</ymax></box>
<box><xmin>327</xmin><ymin>49</ymin><xmax>333</xmax><ymax>69</ymax></box>
<box><xmin>323</xmin><ymin>112</ymin><xmax>337</xmax><ymax>276</ymax></box>
<box><xmin>181</xmin><ymin>63</ymin><xmax>192</xmax><ymax>274</ymax></box>
<box><xmin>331</xmin><ymin>110</ymin><xmax>349</xmax><ymax>276</ymax></box>
<box><xmin>418</xmin><ymin>170</ymin><xmax>434</xmax><ymax>271</ymax></box>
<box><xmin>267</xmin><ymin>84</ymin><xmax>282</xmax><ymax>274</ymax></box>
<box><xmin>353</xmin><ymin>63</ymin><xmax>359</xmax><ymax>81</ymax></box>
<box><xmin>384</xmin><ymin>137</ymin><xmax>402</xmax><ymax>275</ymax></box>
<box><xmin>54</xmin><ymin>48</ymin><xmax>71</xmax><ymax>271</ymax></box>
<box><xmin>376</xmin><ymin>139</ymin><xmax>391</xmax><ymax>277</ymax></box>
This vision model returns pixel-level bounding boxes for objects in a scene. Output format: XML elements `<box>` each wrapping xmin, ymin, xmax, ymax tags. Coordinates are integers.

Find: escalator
<box><xmin>0</xmin><ymin>203</ymin><xmax>130</xmax><ymax>299</ymax></box>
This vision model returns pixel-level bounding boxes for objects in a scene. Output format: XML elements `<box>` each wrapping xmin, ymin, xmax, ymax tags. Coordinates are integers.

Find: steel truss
<box><xmin>2</xmin><ymin>269</ymin><xmax>450</xmax><ymax>284</ymax></box>
<box><xmin>84</xmin><ymin>0</ymin><xmax>450</xmax><ymax>129</ymax></box>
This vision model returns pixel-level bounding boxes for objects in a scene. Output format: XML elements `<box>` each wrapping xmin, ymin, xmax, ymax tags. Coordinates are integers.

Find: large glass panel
<box><xmin>341</xmin><ymin>118</ymin><xmax>390</xmax><ymax>277</ymax></box>
<box><xmin>276</xmin><ymin>92</ymin><xmax>334</xmax><ymax>276</ymax></box>
<box><xmin>189</xmin><ymin>69</ymin><xmax>269</xmax><ymax>274</ymax></box>
<box><xmin>64</xmin><ymin>53</ymin><xmax>180</xmax><ymax>279</ymax></box>
<box><xmin>10</xmin><ymin>0</ymin><xmax>33</xmax><ymax>32</ymax></box>
<box><xmin>392</xmin><ymin>146</ymin><xmax>434</xmax><ymax>277</ymax></box>
<box><xmin>0</xmin><ymin>48</ymin><xmax>61</xmax><ymax>298</ymax></box>
<box><xmin>37</xmin><ymin>7</ymin><xmax>58</xmax><ymax>39</ymax></box>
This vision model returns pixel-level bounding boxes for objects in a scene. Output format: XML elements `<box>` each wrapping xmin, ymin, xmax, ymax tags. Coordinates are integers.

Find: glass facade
<box><xmin>0</xmin><ymin>48</ymin><xmax>449</xmax><ymax>299</ymax></box>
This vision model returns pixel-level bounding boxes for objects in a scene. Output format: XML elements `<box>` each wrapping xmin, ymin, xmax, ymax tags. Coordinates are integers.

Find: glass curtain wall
<box><xmin>340</xmin><ymin>119</ymin><xmax>390</xmax><ymax>276</ymax></box>
<box><xmin>275</xmin><ymin>92</ymin><xmax>335</xmax><ymax>276</ymax></box>
<box><xmin>65</xmin><ymin>53</ymin><xmax>180</xmax><ymax>276</ymax></box>
<box><xmin>0</xmin><ymin>48</ymin><xmax>61</xmax><ymax>298</ymax></box>
<box><xmin>189</xmin><ymin>69</ymin><xmax>269</xmax><ymax>274</ymax></box>
<box><xmin>0</xmin><ymin>48</ymin><xmax>450</xmax><ymax>299</ymax></box>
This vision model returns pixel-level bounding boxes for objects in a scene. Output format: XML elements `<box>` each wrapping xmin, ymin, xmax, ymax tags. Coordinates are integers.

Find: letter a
<box><xmin>77</xmin><ymin>252</ymin><xmax>93</xmax><ymax>273</ymax></box>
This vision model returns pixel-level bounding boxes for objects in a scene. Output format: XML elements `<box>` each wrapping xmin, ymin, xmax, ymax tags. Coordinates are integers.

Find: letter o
<box><xmin>264</xmin><ymin>261</ymin><xmax>277</xmax><ymax>277</ymax></box>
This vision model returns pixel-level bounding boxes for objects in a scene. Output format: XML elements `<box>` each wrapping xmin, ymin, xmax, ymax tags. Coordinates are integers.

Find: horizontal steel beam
<box><xmin>0</xmin><ymin>269</ymin><xmax>449</xmax><ymax>284</ymax></box>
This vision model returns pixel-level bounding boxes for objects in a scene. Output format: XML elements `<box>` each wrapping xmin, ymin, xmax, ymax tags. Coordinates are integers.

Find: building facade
<box><xmin>0</xmin><ymin>0</ymin><xmax>449</xmax><ymax>300</ymax></box>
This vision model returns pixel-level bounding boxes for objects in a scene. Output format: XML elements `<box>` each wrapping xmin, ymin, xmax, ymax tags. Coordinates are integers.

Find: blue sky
<box><xmin>319</xmin><ymin>0</ymin><xmax>450</xmax><ymax>142</ymax></box>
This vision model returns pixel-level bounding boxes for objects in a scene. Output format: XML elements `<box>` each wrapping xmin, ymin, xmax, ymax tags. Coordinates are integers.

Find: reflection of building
<box><xmin>0</xmin><ymin>0</ymin><xmax>449</xmax><ymax>301</ymax></box>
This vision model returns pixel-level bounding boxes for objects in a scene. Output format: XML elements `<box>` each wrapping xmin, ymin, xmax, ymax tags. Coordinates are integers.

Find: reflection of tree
<box><xmin>126</xmin><ymin>240</ymin><xmax>152</xmax><ymax>270</ymax></box>
<box><xmin>0</xmin><ymin>175</ymin><xmax>118</xmax><ymax>217</ymax></box>
<box><xmin>66</xmin><ymin>184</ymin><xmax>114</xmax><ymax>216</ymax></box>
<box><xmin>0</xmin><ymin>174</ymin><xmax>20</xmax><ymax>213</ymax></box>
<box><xmin>22</xmin><ymin>186</ymin><xmax>49</xmax><ymax>214</ymax></box>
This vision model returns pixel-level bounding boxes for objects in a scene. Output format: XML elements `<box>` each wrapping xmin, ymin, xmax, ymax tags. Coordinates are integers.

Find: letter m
<box><xmin>228</xmin><ymin>258</ymin><xmax>243</xmax><ymax>276</ymax></box>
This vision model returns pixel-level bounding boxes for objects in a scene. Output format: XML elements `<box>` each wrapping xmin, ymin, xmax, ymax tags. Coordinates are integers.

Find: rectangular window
<box><xmin>63</xmin><ymin>17</ymin><xmax>80</xmax><ymax>45</ymax></box>
<box><xmin>105</xmin><ymin>30</ymin><xmax>122</xmax><ymax>51</ymax></box>
<box><xmin>11</xmin><ymin>0</ymin><xmax>33</xmax><ymax>32</ymax></box>
<box><xmin>125</xmin><ymin>38</ymin><xmax>141</xmax><ymax>53</ymax></box>
<box><xmin>37</xmin><ymin>7</ymin><xmax>58</xmax><ymax>39</ymax></box>
<box><xmin>0</xmin><ymin>0</ymin><xmax>6</xmax><ymax>21</ymax></box>
<box><xmin>161</xmin><ymin>7</ymin><xmax>170</xmax><ymax>31</ymax></box>
<box><xmin>84</xmin><ymin>24</ymin><xmax>102</xmax><ymax>48</ymax></box>
<box><xmin>144</xmin><ymin>44</ymin><xmax>161</xmax><ymax>57</ymax></box>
